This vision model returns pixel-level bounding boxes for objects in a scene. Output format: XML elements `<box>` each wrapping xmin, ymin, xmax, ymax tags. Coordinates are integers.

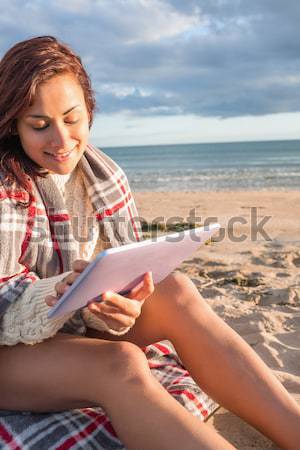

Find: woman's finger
<box><xmin>90</xmin><ymin>272</ymin><xmax>154</xmax><ymax>319</ymax></box>
<box><xmin>54</xmin><ymin>272</ymin><xmax>80</xmax><ymax>295</ymax></box>
<box><xmin>93</xmin><ymin>292</ymin><xmax>142</xmax><ymax>318</ymax></box>
<box><xmin>88</xmin><ymin>304</ymin><xmax>135</xmax><ymax>329</ymax></box>
<box><xmin>55</xmin><ymin>280</ymin><xmax>70</xmax><ymax>296</ymax></box>
<box><xmin>127</xmin><ymin>272</ymin><xmax>154</xmax><ymax>301</ymax></box>
<box><xmin>63</xmin><ymin>271</ymin><xmax>80</xmax><ymax>285</ymax></box>
<box><xmin>45</xmin><ymin>295</ymin><xmax>58</xmax><ymax>306</ymax></box>
<box><xmin>72</xmin><ymin>259</ymin><xmax>89</xmax><ymax>273</ymax></box>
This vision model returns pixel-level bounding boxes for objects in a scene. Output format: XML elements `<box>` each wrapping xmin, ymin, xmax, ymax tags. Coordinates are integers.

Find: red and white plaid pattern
<box><xmin>0</xmin><ymin>342</ymin><xmax>218</xmax><ymax>450</ymax></box>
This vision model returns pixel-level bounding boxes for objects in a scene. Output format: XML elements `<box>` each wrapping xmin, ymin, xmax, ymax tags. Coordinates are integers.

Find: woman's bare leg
<box><xmin>0</xmin><ymin>332</ymin><xmax>236</xmax><ymax>450</ymax></box>
<box><xmin>89</xmin><ymin>272</ymin><xmax>300</xmax><ymax>450</ymax></box>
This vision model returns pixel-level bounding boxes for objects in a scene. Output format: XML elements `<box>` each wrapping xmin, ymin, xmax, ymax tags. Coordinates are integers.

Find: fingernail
<box><xmin>89</xmin><ymin>303</ymin><xmax>97</xmax><ymax>312</ymax></box>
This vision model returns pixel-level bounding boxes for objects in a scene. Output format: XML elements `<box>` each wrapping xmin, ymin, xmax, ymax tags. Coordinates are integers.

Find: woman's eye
<box><xmin>32</xmin><ymin>123</ymin><xmax>48</xmax><ymax>131</ymax></box>
<box><xmin>65</xmin><ymin>117</ymin><xmax>79</xmax><ymax>124</ymax></box>
<box><xmin>31</xmin><ymin>117</ymin><xmax>79</xmax><ymax>130</ymax></box>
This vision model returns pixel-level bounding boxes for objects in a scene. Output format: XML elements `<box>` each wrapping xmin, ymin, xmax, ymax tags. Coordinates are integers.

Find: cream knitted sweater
<box><xmin>0</xmin><ymin>167</ymin><xmax>130</xmax><ymax>346</ymax></box>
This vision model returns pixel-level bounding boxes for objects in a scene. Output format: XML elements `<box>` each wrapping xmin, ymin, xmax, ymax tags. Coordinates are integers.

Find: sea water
<box><xmin>102</xmin><ymin>140</ymin><xmax>300</xmax><ymax>191</ymax></box>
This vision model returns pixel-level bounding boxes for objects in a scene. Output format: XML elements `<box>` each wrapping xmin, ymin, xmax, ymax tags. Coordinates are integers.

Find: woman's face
<box><xmin>17</xmin><ymin>72</ymin><xmax>90</xmax><ymax>174</ymax></box>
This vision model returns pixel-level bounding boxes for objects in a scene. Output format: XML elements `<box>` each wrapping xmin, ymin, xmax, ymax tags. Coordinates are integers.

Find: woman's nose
<box><xmin>49</xmin><ymin>123</ymin><xmax>70</xmax><ymax>150</ymax></box>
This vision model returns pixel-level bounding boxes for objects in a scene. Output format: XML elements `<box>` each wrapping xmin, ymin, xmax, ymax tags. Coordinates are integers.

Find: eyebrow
<box><xmin>27</xmin><ymin>105</ymin><xmax>81</xmax><ymax>119</ymax></box>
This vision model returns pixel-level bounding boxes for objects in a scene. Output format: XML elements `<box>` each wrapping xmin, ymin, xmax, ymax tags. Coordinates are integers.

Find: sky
<box><xmin>0</xmin><ymin>0</ymin><xmax>300</xmax><ymax>147</ymax></box>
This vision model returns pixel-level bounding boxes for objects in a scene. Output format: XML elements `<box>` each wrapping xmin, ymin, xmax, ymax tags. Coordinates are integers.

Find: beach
<box><xmin>135</xmin><ymin>190</ymin><xmax>300</xmax><ymax>449</ymax></box>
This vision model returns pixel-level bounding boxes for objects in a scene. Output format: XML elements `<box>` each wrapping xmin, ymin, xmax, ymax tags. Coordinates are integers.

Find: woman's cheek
<box><xmin>18</xmin><ymin>125</ymin><xmax>44</xmax><ymax>150</ymax></box>
<box><xmin>77</xmin><ymin>121</ymin><xmax>90</xmax><ymax>143</ymax></box>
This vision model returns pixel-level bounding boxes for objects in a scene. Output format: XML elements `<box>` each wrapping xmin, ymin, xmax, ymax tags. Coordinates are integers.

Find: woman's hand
<box><xmin>86</xmin><ymin>271</ymin><xmax>154</xmax><ymax>331</ymax></box>
<box><xmin>45</xmin><ymin>259</ymin><xmax>154</xmax><ymax>332</ymax></box>
<box><xmin>45</xmin><ymin>259</ymin><xmax>89</xmax><ymax>307</ymax></box>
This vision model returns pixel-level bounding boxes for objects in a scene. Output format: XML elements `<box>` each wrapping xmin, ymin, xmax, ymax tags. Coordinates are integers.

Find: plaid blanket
<box><xmin>0</xmin><ymin>144</ymin><xmax>141</xmax><ymax>319</ymax></box>
<box><xmin>0</xmin><ymin>341</ymin><xmax>218</xmax><ymax>450</ymax></box>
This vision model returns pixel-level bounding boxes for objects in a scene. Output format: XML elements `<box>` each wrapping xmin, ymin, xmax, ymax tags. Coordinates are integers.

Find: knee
<box><xmin>101</xmin><ymin>341</ymin><xmax>151</xmax><ymax>387</ymax></box>
<box><xmin>159</xmin><ymin>271</ymin><xmax>208</xmax><ymax>311</ymax></box>
<box><xmin>56</xmin><ymin>339</ymin><xmax>153</xmax><ymax>407</ymax></box>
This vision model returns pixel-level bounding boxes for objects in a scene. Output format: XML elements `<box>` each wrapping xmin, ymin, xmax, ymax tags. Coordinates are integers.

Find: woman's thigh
<box><xmin>0</xmin><ymin>332</ymin><xmax>147</xmax><ymax>412</ymax></box>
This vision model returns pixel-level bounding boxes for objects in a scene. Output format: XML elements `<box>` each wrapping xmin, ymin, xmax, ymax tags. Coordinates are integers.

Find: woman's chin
<box><xmin>45</xmin><ymin>155</ymin><xmax>81</xmax><ymax>175</ymax></box>
<box><xmin>47</xmin><ymin>161</ymin><xmax>78</xmax><ymax>175</ymax></box>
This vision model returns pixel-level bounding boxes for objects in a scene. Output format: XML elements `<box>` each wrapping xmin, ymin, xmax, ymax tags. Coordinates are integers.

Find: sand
<box><xmin>134</xmin><ymin>191</ymin><xmax>300</xmax><ymax>449</ymax></box>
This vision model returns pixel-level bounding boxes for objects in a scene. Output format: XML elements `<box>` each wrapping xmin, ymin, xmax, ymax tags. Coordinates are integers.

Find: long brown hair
<box><xmin>0</xmin><ymin>35</ymin><xmax>96</xmax><ymax>206</ymax></box>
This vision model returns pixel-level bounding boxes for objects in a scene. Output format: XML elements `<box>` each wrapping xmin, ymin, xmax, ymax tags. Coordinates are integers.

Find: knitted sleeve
<box><xmin>0</xmin><ymin>272</ymin><xmax>74</xmax><ymax>346</ymax></box>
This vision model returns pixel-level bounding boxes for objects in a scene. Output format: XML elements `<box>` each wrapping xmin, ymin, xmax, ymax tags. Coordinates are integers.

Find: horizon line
<box><xmin>100</xmin><ymin>137</ymin><xmax>300</xmax><ymax>150</ymax></box>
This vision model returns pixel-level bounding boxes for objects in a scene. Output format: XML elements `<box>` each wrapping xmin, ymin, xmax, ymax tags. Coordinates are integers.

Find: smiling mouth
<box><xmin>45</xmin><ymin>147</ymin><xmax>76</xmax><ymax>161</ymax></box>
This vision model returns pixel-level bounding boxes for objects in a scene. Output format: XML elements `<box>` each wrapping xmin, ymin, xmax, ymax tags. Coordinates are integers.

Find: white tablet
<box><xmin>48</xmin><ymin>223</ymin><xmax>220</xmax><ymax>319</ymax></box>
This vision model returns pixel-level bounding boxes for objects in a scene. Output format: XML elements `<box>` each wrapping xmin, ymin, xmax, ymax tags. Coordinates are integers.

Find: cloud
<box><xmin>0</xmin><ymin>0</ymin><xmax>300</xmax><ymax>119</ymax></box>
<box><xmin>50</xmin><ymin>0</ymin><xmax>199</xmax><ymax>44</ymax></box>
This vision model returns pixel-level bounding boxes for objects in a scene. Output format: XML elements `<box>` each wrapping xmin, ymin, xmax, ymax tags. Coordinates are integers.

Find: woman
<box><xmin>0</xmin><ymin>36</ymin><xmax>299</xmax><ymax>450</ymax></box>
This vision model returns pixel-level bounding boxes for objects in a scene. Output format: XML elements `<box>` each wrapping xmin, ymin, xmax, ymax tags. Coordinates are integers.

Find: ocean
<box><xmin>102</xmin><ymin>140</ymin><xmax>300</xmax><ymax>191</ymax></box>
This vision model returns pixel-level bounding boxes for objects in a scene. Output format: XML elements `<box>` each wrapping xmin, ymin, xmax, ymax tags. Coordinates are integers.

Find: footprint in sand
<box><xmin>206</xmin><ymin>270</ymin><xmax>263</xmax><ymax>288</ymax></box>
<box><xmin>276</xmin><ymin>272</ymin><xmax>290</xmax><ymax>278</ymax></box>
<box><xmin>251</xmin><ymin>255</ymin><xmax>268</xmax><ymax>266</ymax></box>
<box><xmin>264</xmin><ymin>241</ymin><xmax>283</xmax><ymax>249</ymax></box>
<box><xmin>203</xmin><ymin>261</ymin><xmax>227</xmax><ymax>267</ymax></box>
<box><xmin>292</xmin><ymin>256</ymin><xmax>300</xmax><ymax>267</ymax></box>
<box><xmin>269</xmin><ymin>260</ymin><xmax>287</xmax><ymax>269</ymax></box>
<box><xmin>251</xmin><ymin>252</ymin><xmax>288</xmax><ymax>269</ymax></box>
<box><xmin>256</xmin><ymin>288</ymin><xmax>299</xmax><ymax>306</ymax></box>
<box><xmin>206</xmin><ymin>270</ymin><xmax>238</xmax><ymax>280</ymax></box>
<box><xmin>200</xmin><ymin>287</ymin><xmax>223</xmax><ymax>299</ymax></box>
